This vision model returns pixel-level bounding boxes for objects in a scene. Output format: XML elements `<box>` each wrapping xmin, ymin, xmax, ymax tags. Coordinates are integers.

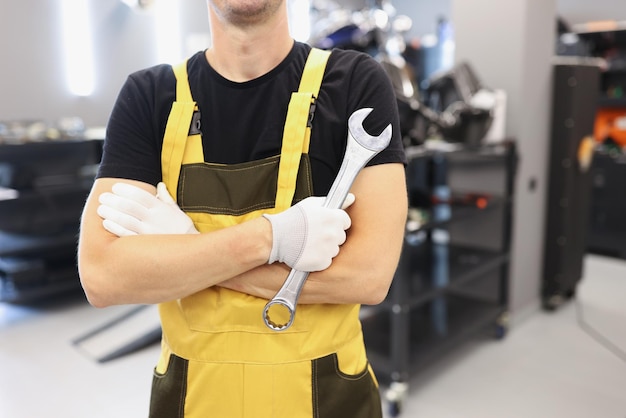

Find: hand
<box><xmin>97</xmin><ymin>182</ymin><xmax>199</xmax><ymax>236</ymax></box>
<box><xmin>262</xmin><ymin>193</ymin><xmax>355</xmax><ymax>272</ymax></box>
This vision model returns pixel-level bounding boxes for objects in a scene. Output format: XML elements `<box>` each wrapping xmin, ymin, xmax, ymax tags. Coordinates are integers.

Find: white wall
<box><xmin>391</xmin><ymin>0</ymin><xmax>451</xmax><ymax>39</ymax></box>
<box><xmin>0</xmin><ymin>0</ymin><xmax>208</xmax><ymax>128</ymax></box>
<box><xmin>452</xmin><ymin>0</ymin><xmax>557</xmax><ymax>320</ymax></box>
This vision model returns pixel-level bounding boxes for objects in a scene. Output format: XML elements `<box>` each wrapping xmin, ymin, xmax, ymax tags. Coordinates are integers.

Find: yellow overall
<box><xmin>151</xmin><ymin>49</ymin><xmax>381</xmax><ymax>418</ymax></box>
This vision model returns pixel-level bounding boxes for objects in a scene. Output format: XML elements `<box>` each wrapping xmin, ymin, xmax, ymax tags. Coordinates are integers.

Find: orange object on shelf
<box><xmin>594</xmin><ymin>107</ymin><xmax>626</xmax><ymax>147</ymax></box>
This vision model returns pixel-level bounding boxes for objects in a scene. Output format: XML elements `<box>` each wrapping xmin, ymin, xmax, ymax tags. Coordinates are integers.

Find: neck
<box><xmin>206</xmin><ymin>6</ymin><xmax>294</xmax><ymax>82</ymax></box>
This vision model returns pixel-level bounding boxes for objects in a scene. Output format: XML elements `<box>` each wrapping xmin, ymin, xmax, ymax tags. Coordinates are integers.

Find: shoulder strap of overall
<box><xmin>298</xmin><ymin>47</ymin><xmax>331</xmax><ymax>98</ymax></box>
<box><xmin>274</xmin><ymin>47</ymin><xmax>331</xmax><ymax>210</ymax></box>
<box><xmin>161</xmin><ymin>60</ymin><xmax>196</xmax><ymax>202</ymax></box>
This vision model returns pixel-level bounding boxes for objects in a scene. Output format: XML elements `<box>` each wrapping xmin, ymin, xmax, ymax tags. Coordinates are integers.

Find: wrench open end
<box><xmin>263</xmin><ymin>299</ymin><xmax>294</xmax><ymax>331</ymax></box>
<box><xmin>348</xmin><ymin>108</ymin><xmax>393</xmax><ymax>152</ymax></box>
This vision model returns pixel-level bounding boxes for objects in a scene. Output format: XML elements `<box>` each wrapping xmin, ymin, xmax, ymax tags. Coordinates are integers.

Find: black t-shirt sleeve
<box><xmin>306</xmin><ymin>48</ymin><xmax>408</xmax><ymax>195</ymax></box>
<box><xmin>97</xmin><ymin>65</ymin><xmax>175</xmax><ymax>186</ymax></box>
<box><xmin>345</xmin><ymin>53</ymin><xmax>407</xmax><ymax>168</ymax></box>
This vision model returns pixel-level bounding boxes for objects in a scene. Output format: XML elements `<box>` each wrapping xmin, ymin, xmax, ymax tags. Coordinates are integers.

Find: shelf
<box><xmin>0</xmin><ymin>265</ymin><xmax>81</xmax><ymax>303</ymax></box>
<box><xmin>0</xmin><ymin>251</ymin><xmax>80</xmax><ymax>300</ymax></box>
<box><xmin>598</xmin><ymin>97</ymin><xmax>626</xmax><ymax>108</ymax></box>
<box><xmin>573</xmin><ymin>22</ymin><xmax>626</xmax><ymax>35</ymax></box>
<box><xmin>575</xmin><ymin>27</ymin><xmax>626</xmax><ymax>55</ymax></box>
<box><xmin>404</xmin><ymin>141</ymin><xmax>514</xmax><ymax>160</ymax></box>
<box><xmin>409</xmin><ymin>195</ymin><xmax>507</xmax><ymax>228</ymax></box>
<box><xmin>0</xmin><ymin>247</ymin><xmax>82</xmax><ymax>303</ymax></box>
<box><xmin>0</xmin><ymin>185</ymin><xmax>91</xmax><ymax>235</ymax></box>
<box><xmin>604</xmin><ymin>68</ymin><xmax>626</xmax><ymax>75</ymax></box>
<box><xmin>447</xmin><ymin>197</ymin><xmax>508</xmax><ymax>225</ymax></box>
<box><xmin>362</xmin><ymin>294</ymin><xmax>504</xmax><ymax>383</ymax></box>
<box><xmin>0</xmin><ymin>229</ymin><xmax>78</xmax><ymax>258</ymax></box>
<box><xmin>381</xmin><ymin>243</ymin><xmax>508</xmax><ymax>310</ymax></box>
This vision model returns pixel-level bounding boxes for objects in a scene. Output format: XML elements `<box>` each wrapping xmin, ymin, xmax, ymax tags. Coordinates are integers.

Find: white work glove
<box><xmin>97</xmin><ymin>182</ymin><xmax>199</xmax><ymax>237</ymax></box>
<box><xmin>262</xmin><ymin>193</ymin><xmax>355</xmax><ymax>272</ymax></box>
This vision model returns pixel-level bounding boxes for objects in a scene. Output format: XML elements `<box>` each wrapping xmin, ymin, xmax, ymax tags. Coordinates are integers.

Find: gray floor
<box><xmin>1</xmin><ymin>254</ymin><xmax>625</xmax><ymax>418</ymax></box>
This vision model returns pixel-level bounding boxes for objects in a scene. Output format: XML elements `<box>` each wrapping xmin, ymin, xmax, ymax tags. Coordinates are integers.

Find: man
<box><xmin>78</xmin><ymin>0</ymin><xmax>407</xmax><ymax>416</ymax></box>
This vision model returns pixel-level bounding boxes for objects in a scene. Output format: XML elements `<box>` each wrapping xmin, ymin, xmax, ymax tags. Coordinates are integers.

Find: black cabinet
<box><xmin>0</xmin><ymin>140</ymin><xmax>102</xmax><ymax>302</ymax></box>
<box><xmin>587</xmin><ymin>150</ymin><xmax>626</xmax><ymax>259</ymax></box>
<box><xmin>361</xmin><ymin>142</ymin><xmax>517</xmax><ymax>414</ymax></box>
<box><xmin>542</xmin><ymin>62</ymin><xmax>600</xmax><ymax>309</ymax></box>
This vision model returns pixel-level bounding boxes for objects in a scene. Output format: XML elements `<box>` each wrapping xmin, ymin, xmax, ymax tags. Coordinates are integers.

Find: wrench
<box><xmin>263</xmin><ymin>107</ymin><xmax>393</xmax><ymax>331</ymax></box>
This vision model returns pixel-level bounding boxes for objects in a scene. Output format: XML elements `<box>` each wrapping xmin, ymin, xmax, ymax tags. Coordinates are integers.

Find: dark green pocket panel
<box><xmin>149</xmin><ymin>354</ymin><xmax>188</xmax><ymax>418</ymax></box>
<box><xmin>178</xmin><ymin>155</ymin><xmax>313</xmax><ymax>215</ymax></box>
<box><xmin>312</xmin><ymin>354</ymin><xmax>383</xmax><ymax>418</ymax></box>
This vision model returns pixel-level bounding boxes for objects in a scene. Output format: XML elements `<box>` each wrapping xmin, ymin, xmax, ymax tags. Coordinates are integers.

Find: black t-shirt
<box><xmin>98</xmin><ymin>42</ymin><xmax>406</xmax><ymax>196</ymax></box>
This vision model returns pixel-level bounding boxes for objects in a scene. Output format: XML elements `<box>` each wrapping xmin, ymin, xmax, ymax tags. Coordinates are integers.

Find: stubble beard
<box><xmin>215</xmin><ymin>0</ymin><xmax>283</xmax><ymax>28</ymax></box>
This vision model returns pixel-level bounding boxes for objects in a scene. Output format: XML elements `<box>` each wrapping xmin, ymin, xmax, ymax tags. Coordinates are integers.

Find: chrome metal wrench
<box><xmin>263</xmin><ymin>107</ymin><xmax>393</xmax><ymax>331</ymax></box>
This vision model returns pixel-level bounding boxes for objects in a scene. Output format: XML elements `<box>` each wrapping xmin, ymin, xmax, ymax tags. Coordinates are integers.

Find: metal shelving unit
<box><xmin>361</xmin><ymin>142</ymin><xmax>517</xmax><ymax>416</ymax></box>
<box><xmin>0</xmin><ymin>139</ymin><xmax>102</xmax><ymax>303</ymax></box>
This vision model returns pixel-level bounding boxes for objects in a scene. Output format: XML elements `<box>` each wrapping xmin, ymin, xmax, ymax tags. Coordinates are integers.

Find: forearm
<box><xmin>220</xmin><ymin>216</ymin><xmax>403</xmax><ymax>305</ymax></box>
<box><xmin>80</xmin><ymin>222</ymin><xmax>268</xmax><ymax>306</ymax></box>
<box><xmin>220</xmin><ymin>261</ymin><xmax>393</xmax><ymax>306</ymax></box>
<box><xmin>78</xmin><ymin>178</ymin><xmax>272</xmax><ymax>307</ymax></box>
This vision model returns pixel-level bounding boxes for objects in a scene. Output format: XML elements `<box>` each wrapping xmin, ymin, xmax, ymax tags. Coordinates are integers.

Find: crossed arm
<box><xmin>77</xmin><ymin>163</ymin><xmax>407</xmax><ymax>308</ymax></box>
